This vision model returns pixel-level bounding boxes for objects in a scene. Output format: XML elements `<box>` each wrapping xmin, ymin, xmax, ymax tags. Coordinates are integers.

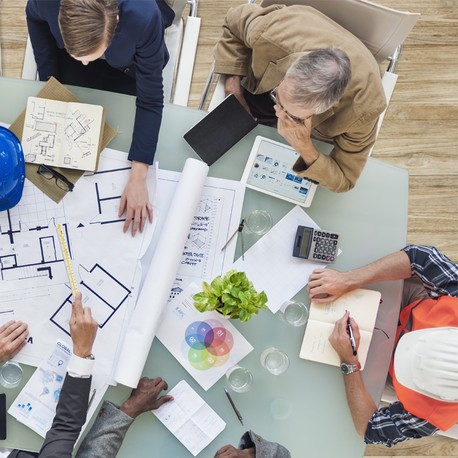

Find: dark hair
<box><xmin>58</xmin><ymin>0</ymin><xmax>119</xmax><ymax>57</ymax></box>
<box><xmin>285</xmin><ymin>48</ymin><xmax>351</xmax><ymax>114</ymax></box>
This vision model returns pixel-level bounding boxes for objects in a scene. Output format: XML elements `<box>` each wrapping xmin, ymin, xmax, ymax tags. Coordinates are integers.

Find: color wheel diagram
<box><xmin>183</xmin><ymin>320</ymin><xmax>234</xmax><ymax>370</ymax></box>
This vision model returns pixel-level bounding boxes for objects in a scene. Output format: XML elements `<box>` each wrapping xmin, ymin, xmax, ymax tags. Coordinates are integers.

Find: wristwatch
<box><xmin>340</xmin><ymin>361</ymin><xmax>361</xmax><ymax>375</ymax></box>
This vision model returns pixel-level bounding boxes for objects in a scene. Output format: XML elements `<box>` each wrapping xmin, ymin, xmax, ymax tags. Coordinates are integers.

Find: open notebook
<box><xmin>300</xmin><ymin>288</ymin><xmax>381</xmax><ymax>370</ymax></box>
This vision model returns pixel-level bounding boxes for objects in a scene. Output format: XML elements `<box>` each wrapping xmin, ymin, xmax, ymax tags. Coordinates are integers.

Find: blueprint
<box><xmin>0</xmin><ymin>146</ymin><xmax>245</xmax><ymax>388</ymax></box>
<box><xmin>0</xmin><ymin>148</ymin><xmax>156</xmax><ymax>380</ymax></box>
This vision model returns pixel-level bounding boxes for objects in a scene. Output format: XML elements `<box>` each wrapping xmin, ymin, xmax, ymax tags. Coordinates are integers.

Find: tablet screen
<box><xmin>183</xmin><ymin>95</ymin><xmax>257</xmax><ymax>166</ymax></box>
<box><xmin>243</xmin><ymin>137</ymin><xmax>316</xmax><ymax>206</ymax></box>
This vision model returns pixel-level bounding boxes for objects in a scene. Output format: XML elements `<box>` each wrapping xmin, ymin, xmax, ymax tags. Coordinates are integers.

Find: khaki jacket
<box><xmin>214</xmin><ymin>4</ymin><xmax>387</xmax><ymax>192</ymax></box>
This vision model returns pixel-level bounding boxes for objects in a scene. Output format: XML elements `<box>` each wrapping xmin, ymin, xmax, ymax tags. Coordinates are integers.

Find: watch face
<box><xmin>341</xmin><ymin>363</ymin><xmax>350</xmax><ymax>374</ymax></box>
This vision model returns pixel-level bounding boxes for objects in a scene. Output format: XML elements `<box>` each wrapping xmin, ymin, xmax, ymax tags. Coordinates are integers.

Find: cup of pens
<box><xmin>225</xmin><ymin>365</ymin><xmax>253</xmax><ymax>393</ymax></box>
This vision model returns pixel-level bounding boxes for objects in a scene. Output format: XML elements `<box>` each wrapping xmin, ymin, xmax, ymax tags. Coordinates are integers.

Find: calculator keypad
<box><xmin>312</xmin><ymin>231</ymin><xmax>339</xmax><ymax>263</ymax></box>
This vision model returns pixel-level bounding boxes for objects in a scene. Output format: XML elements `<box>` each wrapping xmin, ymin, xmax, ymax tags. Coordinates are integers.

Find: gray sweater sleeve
<box><xmin>75</xmin><ymin>401</ymin><xmax>134</xmax><ymax>458</ymax></box>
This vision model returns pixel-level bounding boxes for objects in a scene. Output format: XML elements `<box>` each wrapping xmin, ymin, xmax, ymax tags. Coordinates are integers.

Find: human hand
<box><xmin>224</xmin><ymin>75</ymin><xmax>252</xmax><ymax>115</ymax></box>
<box><xmin>214</xmin><ymin>444</ymin><xmax>255</xmax><ymax>458</ymax></box>
<box><xmin>70</xmin><ymin>292</ymin><xmax>98</xmax><ymax>358</ymax></box>
<box><xmin>0</xmin><ymin>321</ymin><xmax>29</xmax><ymax>361</ymax></box>
<box><xmin>119</xmin><ymin>161</ymin><xmax>153</xmax><ymax>237</ymax></box>
<box><xmin>308</xmin><ymin>268</ymin><xmax>352</xmax><ymax>303</ymax></box>
<box><xmin>329</xmin><ymin>311</ymin><xmax>360</xmax><ymax>364</ymax></box>
<box><xmin>120</xmin><ymin>376</ymin><xmax>173</xmax><ymax>419</ymax></box>
<box><xmin>276</xmin><ymin>113</ymin><xmax>319</xmax><ymax>165</ymax></box>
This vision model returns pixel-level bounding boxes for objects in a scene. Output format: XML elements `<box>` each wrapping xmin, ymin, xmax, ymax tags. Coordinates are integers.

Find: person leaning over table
<box><xmin>308</xmin><ymin>245</ymin><xmax>458</xmax><ymax>446</ymax></box>
<box><xmin>213</xmin><ymin>3</ymin><xmax>387</xmax><ymax>193</ymax></box>
<box><xmin>8</xmin><ymin>292</ymin><xmax>98</xmax><ymax>458</ymax></box>
<box><xmin>26</xmin><ymin>0</ymin><xmax>174</xmax><ymax>236</ymax></box>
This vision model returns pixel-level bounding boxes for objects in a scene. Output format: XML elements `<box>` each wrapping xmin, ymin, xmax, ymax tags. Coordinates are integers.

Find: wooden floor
<box><xmin>1</xmin><ymin>1</ymin><xmax>457</xmax><ymax>456</ymax></box>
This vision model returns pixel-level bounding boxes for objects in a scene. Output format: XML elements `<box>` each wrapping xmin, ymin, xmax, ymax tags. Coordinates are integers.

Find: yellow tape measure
<box><xmin>57</xmin><ymin>224</ymin><xmax>78</xmax><ymax>297</ymax></box>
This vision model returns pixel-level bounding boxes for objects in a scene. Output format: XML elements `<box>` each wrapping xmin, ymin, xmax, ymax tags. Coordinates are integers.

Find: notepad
<box><xmin>299</xmin><ymin>288</ymin><xmax>381</xmax><ymax>369</ymax></box>
<box><xmin>152</xmin><ymin>380</ymin><xmax>226</xmax><ymax>456</ymax></box>
<box><xmin>22</xmin><ymin>96</ymin><xmax>105</xmax><ymax>171</ymax></box>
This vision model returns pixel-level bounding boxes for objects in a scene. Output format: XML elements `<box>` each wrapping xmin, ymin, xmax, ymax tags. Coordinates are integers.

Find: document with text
<box><xmin>152</xmin><ymin>380</ymin><xmax>226</xmax><ymax>456</ymax></box>
<box><xmin>299</xmin><ymin>288</ymin><xmax>381</xmax><ymax>369</ymax></box>
<box><xmin>22</xmin><ymin>96</ymin><xmax>105</xmax><ymax>171</ymax></box>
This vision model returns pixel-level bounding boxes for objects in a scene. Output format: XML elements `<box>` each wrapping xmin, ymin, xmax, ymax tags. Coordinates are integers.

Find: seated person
<box><xmin>309</xmin><ymin>245</ymin><xmax>458</xmax><ymax>446</ymax></box>
<box><xmin>214</xmin><ymin>3</ymin><xmax>386</xmax><ymax>192</ymax></box>
<box><xmin>26</xmin><ymin>0</ymin><xmax>175</xmax><ymax>236</ymax></box>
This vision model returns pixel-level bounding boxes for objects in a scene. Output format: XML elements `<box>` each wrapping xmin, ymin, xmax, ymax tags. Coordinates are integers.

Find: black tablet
<box><xmin>183</xmin><ymin>94</ymin><xmax>257</xmax><ymax>166</ymax></box>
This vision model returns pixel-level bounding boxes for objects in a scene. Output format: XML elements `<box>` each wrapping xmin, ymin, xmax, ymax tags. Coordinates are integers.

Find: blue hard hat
<box><xmin>0</xmin><ymin>126</ymin><xmax>25</xmax><ymax>211</ymax></box>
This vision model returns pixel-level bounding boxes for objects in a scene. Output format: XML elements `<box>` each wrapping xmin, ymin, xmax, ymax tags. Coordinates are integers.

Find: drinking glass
<box><xmin>260</xmin><ymin>347</ymin><xmax>290</xmax><ymax>375</ymax></box>
<box><xmin>244</xmin><ymin>210</ymin><xmax>273</xmax><ymax>235</ymax></box>
<box><xmin>0</xmin><ymin>361</ymin><xmax>23</xmax><ymax>389</ymax></box>
<box><xmin>225</xmin><ymin>365</ymin><xmax>253</xmax><ymax>393</ymax></box>
<box><xmin>278</xmin><ymin>300</ymin><xmax>309</xmax><ymax>327</ymax></box>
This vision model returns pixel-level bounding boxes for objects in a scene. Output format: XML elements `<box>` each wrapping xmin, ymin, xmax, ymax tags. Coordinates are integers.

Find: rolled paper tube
<box><xmin>114</xmin><ymin>158</ymin><xmax>209</xmax><ymax>387</ymax></box>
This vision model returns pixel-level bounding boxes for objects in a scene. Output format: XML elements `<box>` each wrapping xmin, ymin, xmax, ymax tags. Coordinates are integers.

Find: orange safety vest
<box><xmin>389</xmin><ymin>295</ymin><xmax>458</xmax><ymax>430</ymax></box>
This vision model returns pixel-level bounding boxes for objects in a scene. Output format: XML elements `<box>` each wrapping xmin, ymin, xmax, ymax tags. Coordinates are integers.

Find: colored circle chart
<box><xmin>184</xmin><ymin>320</ymin><xmax>234</xmax><ymax>370</ymax></box>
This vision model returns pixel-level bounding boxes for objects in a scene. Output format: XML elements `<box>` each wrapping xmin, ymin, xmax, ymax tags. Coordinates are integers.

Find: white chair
<box><xmin>198</xmin><ymin>0</ymin><xmax>420</xmax><ymax>140</ymax></box>
<box><xmin>163</xmin><ymin>0</ymin><xmax>201</xmax><ymax>105</ymax></box>
<box><xmin>21</xmin><ymin>0</ymin><xmax>201</xmax><ymax>106</ymax></box>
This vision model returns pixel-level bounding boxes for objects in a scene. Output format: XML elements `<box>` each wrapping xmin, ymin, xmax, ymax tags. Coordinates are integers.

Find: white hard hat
<box><xmin>394</xmin><ymin>327</ymin><xmax>458</xmax><ymax>402</ymax></box>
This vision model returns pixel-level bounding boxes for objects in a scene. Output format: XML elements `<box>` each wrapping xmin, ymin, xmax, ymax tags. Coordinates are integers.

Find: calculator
<box><xmin>292</xmin><ymin>225</ymin><xmax>339</xmax><ymax>264</ymax></box>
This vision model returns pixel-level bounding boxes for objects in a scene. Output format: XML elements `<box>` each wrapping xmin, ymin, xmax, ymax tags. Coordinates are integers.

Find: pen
<box><xmin>220</xmin><ymin>219</ymin><xmax>245</xmax><ymax>259</ymax></box>
<box><xmin>224</xmin><ymin>388</ymin><xmax>244</xmax><ymax>425</ymax></box>
<box><xmin>87</xmin><ymin>388</ymin><xmax>96</xmax><ymax>412</ymax></box>
<box><xmin>346</xmin><ymin>312</ymin><xmax>357</xmax><ymax>356</ymax></box>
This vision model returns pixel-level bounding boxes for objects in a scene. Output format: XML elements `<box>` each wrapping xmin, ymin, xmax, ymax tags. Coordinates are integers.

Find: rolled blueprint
<box><xmin>114</xmin><ymin>158</ymin><xmax>209</xmax><ymax>387</ymax></box>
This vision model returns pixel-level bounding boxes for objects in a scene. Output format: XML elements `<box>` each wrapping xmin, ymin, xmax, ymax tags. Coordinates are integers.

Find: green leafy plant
<box><xmin>193</xmin><ymin>270</ymin><xmax>268</xmax><ymax>322</ymax></box>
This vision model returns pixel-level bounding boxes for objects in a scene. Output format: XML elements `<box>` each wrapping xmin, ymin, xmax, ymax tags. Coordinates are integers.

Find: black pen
<box><xmin>87</xmin><ymin>388</ymin><xmax>96</xmax><ymax>412</ymax></box>
<box><xmin>224</xmin><ymin>388</ymin><xmax>244</xmax><ymax>425</ymax></box>
<box><xmin>346</xmin><ymin>312</ymin><xmax>357</xmax><ymax>356</ymax></box>
<box><xmin>220</xmin><ymin>219</ymin><xmax>245</xmax><ymax>252</ymax></box>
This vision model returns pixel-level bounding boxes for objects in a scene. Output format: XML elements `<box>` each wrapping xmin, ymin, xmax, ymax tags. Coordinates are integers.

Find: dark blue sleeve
<box><xmin>402</xmin><ymin>245</ymin><xmax>458</xmax><ymax>298</ymax></box>
<box><xmin>25</xmin><ymin>0</ymin><xmax>63</xmax><ymax>81</ymax></box>
<box><xmin>125</xmin><ymin>3</ymin><xmax>169</xmax><ymax>164</ymax></box>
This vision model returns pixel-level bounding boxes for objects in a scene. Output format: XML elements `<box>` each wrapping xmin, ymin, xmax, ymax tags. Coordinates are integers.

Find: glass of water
<box><xmin>244</xmin><ymin>210</ymin><xmax>273</xmax><ymax>235</ymax></box>
<box><xmin>260</xmin><ymin>347</ymin><xmax>290</xmax><ymax>375</ymax></box>
<box><xmin>278</xmin><ymin>300</ymin><xmax>309</xmax><ymax>327</ymax></box>
<box><xmin>225</xmin><ymin>365</ymin><xmax>253</xmax><ymax>393</ymax></box>
<box><xmin>0</xmin><ymin>361</ymin><xmax>23</xmax><ymax>389</ymax></box>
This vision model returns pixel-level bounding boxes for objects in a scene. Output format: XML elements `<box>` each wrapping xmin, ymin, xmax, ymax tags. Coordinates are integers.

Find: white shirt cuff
<box><xmin>67</xmin><ymin>353</ymin><xmax>95</xmax><ymax>378</ymax></box>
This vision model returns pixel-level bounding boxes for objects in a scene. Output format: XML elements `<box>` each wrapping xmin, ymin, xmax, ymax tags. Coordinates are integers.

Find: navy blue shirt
<box><xmin>26</xmin><ymin>0</ymin><xmax>174</xmax><ymax>164</ymax></box>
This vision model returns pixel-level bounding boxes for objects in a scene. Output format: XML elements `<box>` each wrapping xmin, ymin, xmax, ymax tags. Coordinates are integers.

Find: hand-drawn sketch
<box><xmin>22</xmin><ymin>96</ymin><xmax>104</xmax><ymax>171</ymax></box>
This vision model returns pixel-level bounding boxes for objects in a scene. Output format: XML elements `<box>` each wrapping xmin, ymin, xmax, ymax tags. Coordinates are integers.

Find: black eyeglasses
<box><xmin>37</xmin><ymin>164</ymin><xmax>74</xmax><ymax>192</ymax></box>
<box><xmin>270</xmin><ymin>87</ymin><xmax>312</xmax><ymax>125</ymax></box>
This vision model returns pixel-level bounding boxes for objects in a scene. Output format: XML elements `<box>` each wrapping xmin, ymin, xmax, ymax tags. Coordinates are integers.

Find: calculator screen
<box><xmin>299</xmin><ymin>227</ymin><xmax>313</xmax><ymax>257</ymax></box>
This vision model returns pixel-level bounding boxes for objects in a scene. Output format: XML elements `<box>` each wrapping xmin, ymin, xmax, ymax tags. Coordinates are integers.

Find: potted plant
<box><xmin>193</xmin><ymin>270</ymin><xmax>268</xmax><ymax>322</ymax></box>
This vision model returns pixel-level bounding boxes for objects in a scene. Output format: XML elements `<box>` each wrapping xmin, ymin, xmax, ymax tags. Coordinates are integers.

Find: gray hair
<box><xmin>284</xmin><ymin>48</ymin><xmax>351</xmax><ymax>114</ymax></box>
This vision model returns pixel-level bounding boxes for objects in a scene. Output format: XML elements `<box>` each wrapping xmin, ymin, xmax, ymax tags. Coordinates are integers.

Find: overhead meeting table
<box><xmin>0</xmin><ymin>77</ymin><xmax>408</xmax><ymax>457</ymax></box>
